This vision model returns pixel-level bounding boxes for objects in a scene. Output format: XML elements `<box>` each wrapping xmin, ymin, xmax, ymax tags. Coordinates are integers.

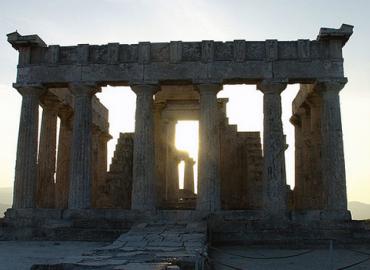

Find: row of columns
<box><xmin>13</xmin><ymin>83</ymin><xmax>107</xmax><ymax>209</ymax></box>
<box><xmin>291</xmin><ymin>81</ymin><xmax>348</xmax><ymax>213</ymax></box>
<box><xmin>13</xmin><ymin>80</ymin><xmax>348</xmax><ymax>218</ymax></box>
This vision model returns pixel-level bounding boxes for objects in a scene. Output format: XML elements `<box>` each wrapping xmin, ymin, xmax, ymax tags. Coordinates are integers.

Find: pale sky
<box><xmin>0</xmin><ymin>0</ymin><xmax>369</xmax><ymax>204</ymax></box>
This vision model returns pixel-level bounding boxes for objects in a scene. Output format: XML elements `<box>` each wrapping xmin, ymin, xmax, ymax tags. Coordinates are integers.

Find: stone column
<box><xmin>184</xmin><ymin>157</ymin><xmax>195</xmax><ymax>193</ymax></box>
<box><xmin>55</xmin><ymin>106</ymin><xmax>73</xmax><ymax>209</ymax></box>
<box><xmin>131</xmin><ymin>84</ymin><xmax>159</xmax><ymax>210</ymax></box>
<box><xmin>165</xmin><ymin>119</ymin><xmax>179</xmax><ymax>201</ymax></box>
<box><xmin>93</xmin><ymin>130</ymin><xmax>110</xmax><ymax>208</ymax></box>
<box><xmin>68</xmin><ymin>83</ymin><xmax>100</xmax><ymax>209</ymax></box>
<box><xmin>308</xmin><ymin>94</ymin><xmax>324</xmax><ymax>209</ymax></box>
<box><xmin>315</xmin><ymin>80</ymin><xmax>348</xmax><ymax>216</ymax></box>
<box><xmin>196</xmin><ymin>83</ymin><xmax>222</xmax><ymax>211</ymax></box>
<box><xmin>91</xmin><ymin>125</ymin><xmax>100</xmax><ymax>207</ymax></box>
<box><xmin>300</xmin><ymin>106</ymin><xmax>312</xmax><ymax>209</ymax></box>
<box><xmin>13</xmin><ymin>84</ymin><xmax>46</xmax><ymax>208</ymax></box>
<box><xmin>257</xmin><ymin>80</ymin><xmax>288</xmax><ymax>218</ymax></box>
<box><xmin>290</xmin><ymin>114</ymin><xmax>303</xmax><ymax>209</ymax></box>
<box><xmin>37</xmin><ymin>95</ymin><xmax>59</xmax><ymax>208</ymax></box>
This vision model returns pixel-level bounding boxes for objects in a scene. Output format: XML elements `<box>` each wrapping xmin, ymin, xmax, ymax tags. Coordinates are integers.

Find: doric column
<box><xmin>300</xmin><ymin>106</ymin><xmax>312</xmax><ymax>209</ymax></box>
<box><xmin>308</xmin><ymin>94</ymin><xmax>324</xmax><ymax>209</ymax></box>
<box><xmin>68</xmin><ymin>83</ymin><xmax>100</xmax><ymax>209</ymax></box>
<box><xmin>196</xmin><ymin>83</ymin><xmax>222</xmax><ymax>211</ymax></box>
<box><xmin>131</xmin><ymin>84</ymin><xmax>159</xmax><ymax>210</ymax></box>
<box><xmin>13</xmin><ymin>84</ymin><xmax>46</xmax><ymax>208</ymax></box>
<box><xmin>257</xmin><ymin>80</ymin><xmax>288</xmax><ymax>218</ymax></box>
<box><xmin>37</xmin><ymin>95</ymin><xmax>59</xmax><ymax>208</ymax></box>
<box><xmin>55</xmin><ymin>106</ymin><xmax>73</xmax><ymax>209</ymax></box>
<box><xmin>290</xmin><ymin>114</ymin><xmax>303</xmax><ymax>209</ymax></box>
<box><xmin>165</xmin><ymin>119</ymin><xmax>179</xmax><ymax>201</ymax></box>
<box><xmin>315</xmin><ymin>80</ymin><xmax>348</xmax><ymax>214</ymax></box>
<box><xmin>91</xmin><ymin>125</ymin><xmax>100</xmax><ymax>207</ymax></box>
<box><xmin>184</xmin><ymin>157</ymin><xmax>195</xmax><ymax>193</ymax></box>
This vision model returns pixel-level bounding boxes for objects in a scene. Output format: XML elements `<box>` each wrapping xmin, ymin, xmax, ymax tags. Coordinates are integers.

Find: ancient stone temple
<box><xmin>1</xmin><ymin>23</ymin><xmax>361</xmax><ymax>269</ymax></box>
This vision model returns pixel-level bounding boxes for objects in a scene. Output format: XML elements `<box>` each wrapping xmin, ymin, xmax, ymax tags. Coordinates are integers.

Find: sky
<box><xmin>0</xmin><ymin>0</ymin><xmax>369</xmax><ymax>204</ymax></box>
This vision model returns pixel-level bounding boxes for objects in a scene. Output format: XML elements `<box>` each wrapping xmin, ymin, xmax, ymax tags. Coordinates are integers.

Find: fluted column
<box><xmin>316</xmin><ymin>80</ymin><xmax>348</xmax><ymax>214</ymax></box>
<box><xmin>37</xmin><ymin>95</ymin><xmax>59</xmax><ymax>208</ymax></box>
<box><xmin>257</xmin><ymin>80</ymin><xmax>288</xmax><ymax>218</ymax></box>
<box><xmin>165</xmin><ymin>119</ymin><xmax>179</xmax><ymax>201</ymax></box>
<box><xmin>13</xmin><ymin>84</ymin><xmax>46</xmax><ymax>208</ymax></box>
<box><xmin>55</xmin><ymin>106</ymin><xmax>73</xmax><ymax>209</ymax></box>
<box><xmin>91</xmin><ymin>125</ymin><xmax>100</xmax><ymax>207</ymax></box>
<box><xmin>308</xmin><ymin>94</ymin><xmax>324</xmax><ymax>209</ymax></box>
<box><xmin>184</xmin><ymin>157</ymin><xmax>195</xmax><ymax>193</ymax></box>
<box><xmin>68</xmin><ymin>83</ymin><xmax>100</xmax><ymax>209</ymax></box>
<box><xmin>131</xmin><ymin>84</ymin><xmax>159</xmax><ymax>210</ymax></box>
<box><xmin>196</xmin><ymin>84</ymin><xmax>222</xmax><ymax>211</ymax></box>
<box><xmin>290</xmin><ymin>114</ymin><xmax>303</xmax><ymax>209</ymax></box>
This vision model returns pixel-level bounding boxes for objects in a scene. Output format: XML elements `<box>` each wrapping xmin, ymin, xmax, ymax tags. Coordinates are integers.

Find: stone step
<box><xmin>31</xmin><ymin>222</ymin><xmax>207</xmax><ymax>270</ymax></box>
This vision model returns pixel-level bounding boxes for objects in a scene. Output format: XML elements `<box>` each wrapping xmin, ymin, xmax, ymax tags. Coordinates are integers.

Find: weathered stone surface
<box><xmin>13</xmin><ymin>85</ymin><xmax>46</xmax><ymax>208</ymax></box>
<box><xmin>196</xmin><ymin>84</ymin><xmax>222</xmax><ymax>211</ymax></box>
<box><xmin>315</xmin><ymin>80</ymin><xmax>348</xmax><ymax>212</ymax></box>
<box><xmin>55</xmin><ymin>106</ymin><xmax>73</xmax><ymax>209</ymax></box>
<box><xmin>69</xmin><ymin>83</ymin><xmax>100</xmax><ymax>209</ymax></box>
<box><xmin>257</xmin><ymin>80</ymin><xmax>288</xmax><ymax>219</ymax></box>
<box><xmin>37</xmin><ymin>94</ymin><xmax>59</xmax><ymax>208</ymax></box>
<box><xmin>131</xmin><ymin>84</ymin><xmax>159</xmax><ymax>210</ymax></box>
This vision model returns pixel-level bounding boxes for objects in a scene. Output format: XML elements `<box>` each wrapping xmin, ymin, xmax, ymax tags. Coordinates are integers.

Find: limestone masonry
<box><xmin>1</xmin><ymin>24</ymin><xmax>362</xmax><ymax>270</ymax></box>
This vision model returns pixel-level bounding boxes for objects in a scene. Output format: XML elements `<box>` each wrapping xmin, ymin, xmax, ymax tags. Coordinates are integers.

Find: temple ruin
<box><xmin>1</xmin><ymin>23</ymin><xmax>363</xmax><ymax>269</ymax></box>
<box><xmin>6</xmin><ymin>24</ymin><xmax>353</xmax><ymax>218</ymax></box>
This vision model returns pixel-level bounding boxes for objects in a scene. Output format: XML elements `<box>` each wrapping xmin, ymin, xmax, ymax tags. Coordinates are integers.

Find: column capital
<box><xmin>41</xmin><ymin>94</ymin><xmax>61</xmax><ymax>112</ymax></box>
<box><xmin>130</xmin><ymin>84</ymin><xmax>160</xmax><ymax>95</ymax></box>
<box><xmin>13</xmin><ymin>83</ymin><xmax>47</xmax><ymax>96</ymax></box>
<box><xmin>69</xmin><ymin>82</ymin><xmax>101</xmax><ymax>96</ymax></box>
<box><xmin>314</xmin><ymin>78</ymin><xmax>347</xmax><ymax>95</ymax></box>
<box><xmin>195</xmin><ymin>83</ymin><xmax>223</xmax><ymax>95</ymax></box>
<box><xmin>257</xmin><ymin>79</ymin><xmax>287</xmax><ymax>94</ymax></box>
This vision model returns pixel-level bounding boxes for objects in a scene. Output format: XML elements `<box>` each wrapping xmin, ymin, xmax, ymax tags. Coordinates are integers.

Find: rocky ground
<box><xmin>209</xmin><ymin>245</ymin><xmax>370</xmax><ymax>270</ymax></box>
<box><xmin>2</xmin><ymin>241</ymin><xmax>370</xmax><ymax>270</ymax></box>
<box><xmin>0</xmin><ymin>241</ymin><xmax>106</xmax><ymax>270</ymax></box>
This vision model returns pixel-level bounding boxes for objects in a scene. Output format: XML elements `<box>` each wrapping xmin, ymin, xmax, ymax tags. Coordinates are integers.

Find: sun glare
<box><xmin>175</xmin><ymin>121</ymin><xmax>199</xmax><ymax>193</ymax></box>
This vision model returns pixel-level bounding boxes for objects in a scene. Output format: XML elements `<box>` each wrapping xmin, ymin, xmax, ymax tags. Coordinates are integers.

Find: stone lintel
<box><xmin>11</xmin><ymin>25</ymin><xmax>352</xmax><ymax>68</ymax></box>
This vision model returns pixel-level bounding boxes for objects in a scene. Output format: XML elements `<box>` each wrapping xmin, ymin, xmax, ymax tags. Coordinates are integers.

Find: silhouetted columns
<box><xmin>315</xmin><ymin>80</ymin><xmax>348</xmax><ymax>213</ymax></box>
<box><xmin>165</xmin><ymin>119</ymin><xmax>179</xmax><ymax>201</ymax></box>
<box><xmin>91</xmin><ymin>126</ymin><xmax>100</xmax><ymax>207</ymax></box>
<box><xmin>68</xmin><ymin>83</ymin><xmax>100</xmax><ymax>209</ymax></box>
<box><xmin>13</xmin><ymin>84</ymin><xmax>46</xmax><ymax>208</ymax></box>
<box><xmin>97</xmin><ymin>131</ymin><xmax>110</xmax><ymax>192</ymax></box>
<box><xmin>257</xmin><ymin>80</ymin><xmax>288</xmax><ymax>218</ymax></box>
<box><xmin>37</xmin><ymin>95</ymin><xmax>59</xmax><ymax>208</ymax></box>
<box><xmin>55</xmin><ymin>106</ymin><xmax>73</xmax><ymax>209</ymax></box>
<box><xmin>91</xmin><ymin>128</ymin><xmax>110</xmax><ymax>207</ymax></box>
<box><xmin>196</xmin><ymin>84</ymin><xmax>222</xmax><ymax>211</ymax></box>
<box><xmin>300</xmin><ymin>106</ymin><xmax>312</xmax><ymax>208</ymax></box>
<box><xmin>184</xmin><ymin>157</ymin><xmax>195</xmax><ymax>193</ymax></box>
<box><xmin>308</xmin><ymin>94</ymin><xmax>324</xmax><ymax>209</ymax></box>
<box><xmin>290</xmin><ymin>114</ymin><xmax>303</xmax><ymax>209</ymax></box>
<box><xmin>131</xmin><ymin>84</ymin><xmax>159</xmax><ymax>210</ymax></box>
